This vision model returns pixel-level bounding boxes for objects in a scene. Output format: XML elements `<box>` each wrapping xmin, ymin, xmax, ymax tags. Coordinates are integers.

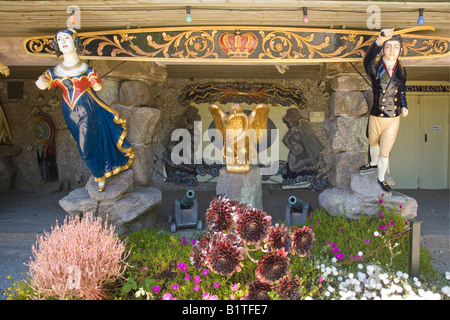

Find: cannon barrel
<box><xmin>288</xmin><ymin>195</ymin><xmax>305</xmax><ymax>210</ymax></box>
<box><xmin>180</xmin><ymin>190</ymin><xmax>195</xmax><ymax>207</ymax></box>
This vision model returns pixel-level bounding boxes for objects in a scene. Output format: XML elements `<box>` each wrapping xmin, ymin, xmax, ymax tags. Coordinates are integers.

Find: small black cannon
<box><xmin>285</xmin><ymin>195</ymin><xmax>310</xmax><ymax>227</ymax></box>
<box><xmin>168</xmin><ymin>190</ymin><xmax>202</xmax><ymax>232</ymax></box>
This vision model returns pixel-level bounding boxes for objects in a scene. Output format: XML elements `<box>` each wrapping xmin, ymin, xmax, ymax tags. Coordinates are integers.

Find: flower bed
<box><xmin>3</xmin><ymin>194</ymin><xmax>450</xmax><ymax>300</ymax></box>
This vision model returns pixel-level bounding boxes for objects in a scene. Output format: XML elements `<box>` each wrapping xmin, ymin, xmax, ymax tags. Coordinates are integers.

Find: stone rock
<box><xmin>98</xmin><ymin>187</ymin><xmax>162</xmax><ymax>234</ymax></box>
<box><xmin>329</xmin><ymin>91</ymin><xmax>368</xmax><ymax>118</ymax></box>
<box><xmin>330</xmin><ymin>75</ymin><xmax>371</xmax><ymax>92</ymax></box>
<box><xmin>216</xmin><ymin>166</ymin><xmax>263</xmax><ymax>209</ymax></box>
<box><xmin>130</xmin><ymin>144</ymin><xmax>154</xmax><ymax>186</ymax></box>
<box><xmin>119</xmin><ymin>80</ymin><xmax>155</xmax><ymax>107</ymax></box>
<box><xmin>350</xmin><ymin>170</ymin><xmax>395</xmax><ymax>197</ymax></box>
<box><xmin>59</xmin><ymin>178</ymin><xmax>162</xmax><ymax>234</ymax></box>
<box><xmin>329</xmin><ymin>152</ymin><xmax>367</xmax><ymax>188</ymax></box>
<box><xmin>59</xmin><ymin>187</ymin><xmax>98</xmax><ymax>214</ymax></box>
<box><xmin>320</xmin><ymin>62</ymin><xmax>363</xmax><ymax>79</ymax></box>
<box><xmin>319</xmin><ymin>172</ymin><xmax>417</xmax><ymax>219</ymax></box>
<box><xmin>85</xmin><ymin>169</ymin><xmax>134</xmax><ymax>201</ymax></box>
<box><xmin>114</xmin><ymin>105</ymin><xmax>161</xmax><ymax>145</ymax></box>
<box><xmin>328</xmin><ymin>116</ymin><xmax>368</xmax><ymax>153</ymax></box>
<box><xmin>96</xmin><ymin>78</ymin><xmax>120</xmax><ymax>106</ymax></box>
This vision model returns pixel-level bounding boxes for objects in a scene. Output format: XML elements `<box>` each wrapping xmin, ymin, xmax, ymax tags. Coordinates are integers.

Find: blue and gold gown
<box><xmin>40</xmin><ymin>64</ymin><xmax>134</xmax><ymax>182</ymax></box>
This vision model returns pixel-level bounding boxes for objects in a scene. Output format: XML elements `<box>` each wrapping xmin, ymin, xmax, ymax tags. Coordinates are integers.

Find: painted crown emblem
<box><xmin>218</xmin><ymin>30</ymin><xmax>258</xmax><ymax>58</ymax></box>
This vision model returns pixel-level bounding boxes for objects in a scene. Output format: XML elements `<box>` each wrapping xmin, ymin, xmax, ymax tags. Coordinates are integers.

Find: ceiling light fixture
<box><xmin>302</xmin><ymin>7</ymin><xmax>309</xmax><ymax>24</ymax></box>
<box><xmin>185</xmin><ymin>6</ymin><xmax>192</xmax><ymax>23</ymax></box>
<box><xmin>417</xmin><ymin>8</ymin><xmax>425</xmax><ymax>25</ymax></box>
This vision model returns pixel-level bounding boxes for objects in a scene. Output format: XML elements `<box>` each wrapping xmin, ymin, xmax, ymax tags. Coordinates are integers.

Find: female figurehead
<box><xmin>36</xmin><ymin>29</ymin><xmax>134</xmax><ymax>192</ymax></box>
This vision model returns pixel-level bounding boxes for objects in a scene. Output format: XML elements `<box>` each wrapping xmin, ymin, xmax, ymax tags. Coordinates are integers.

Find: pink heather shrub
<box><xmin>26</xmin><ymin>212</ymin><xmax>129</xmax><ymax>300</ymax></box>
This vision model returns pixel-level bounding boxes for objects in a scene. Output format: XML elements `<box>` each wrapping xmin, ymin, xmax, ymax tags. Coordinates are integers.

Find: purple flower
<box><xmin>194</xmin><ymin>275</ymin><xmax>201</xmax><ymax>283</ymax></box>
<box><xmin>331</xmin><ymin>247</ymin><xmax>340</xmax><ymax>253</ymax></box>
<box><xmin>331</xmin><ymin>243</ymin><xmax>337</xmax><ymax>248</ymax></box>
<box><xmin>192</xmin><ymin>285</ymin><xmax>200</xmax><ymax>292</ymax></box>
<box><xmin>338</xmin><ymin>228</ymin><xmax>342</xmax><ymax>233</ymax></box>
<box><xmin>181</xmin><ymin>236</ymin><xmax>188</xmax><ymax>245</ymax></box>
<box><xmin>171</xmin><ymin>283</ymin><xmax>179</xmax><ymax>291</ymax></box>
<box><xmin>142</xmin><ymin>266</ymin><xmax>147</xmax><ymax>271</ymax></box>
<box><xmin>335</xmin><ymin>253</ymin><xmax>345</xmax><ymax>259</ymax></box>
<box><xmin>214</xmin><ymin>282</ymin><xmax>220</xmax><ymax>289</ymax></box>
<box><xmin>152</xmin><ymin>285</ymin><xmax>160</xmax><ymax>294</ymax></box>
<box><xmin>317</xmin><ymin>220</ymin><xmax>321</xmax><ymax>224</ymax></box>
<box><xmin>178</xmin><ymin>261</ymin><xmax>188</xmax><ymax>273</ymax></box>
<box><xmin>202</xmin><ymin>269</ymin><xmax>210</xmax><ymax>276</ymax></box>
<box><xmin>388</xmin><ymin>220</ymin><xmax>394</xmax><ymax>226</ymax></box>
<box><xmin>191</xmin><ymin>240</ymin><xmax>197</xmax><ymax>245</ymax></box>
<box><xmin>184</xmin><ymin>274</ymin><xmax>191</xmax><ymax>281</ymax></box>
<box><xmin>379</xmin><ymin>225</ymin><xmax>387</xmax><ymax>230</ymax></box>
<box><xmin>365</xmin><ymin>239</ymin><xmax>370</xmax><ymax>244</ymax></box>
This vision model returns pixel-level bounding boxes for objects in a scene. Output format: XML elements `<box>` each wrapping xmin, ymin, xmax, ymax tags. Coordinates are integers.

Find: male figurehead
<box><xmin>360</xmin><ymin>28</ymin><xmax>408</xmax><ymax>192</ymax></box>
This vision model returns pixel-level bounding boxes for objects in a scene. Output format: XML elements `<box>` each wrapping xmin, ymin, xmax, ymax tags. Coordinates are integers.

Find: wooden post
<box><xmin>408</xmin><ymin>219</ymin><xmax>423</xmax><ymax>278</ymax></box>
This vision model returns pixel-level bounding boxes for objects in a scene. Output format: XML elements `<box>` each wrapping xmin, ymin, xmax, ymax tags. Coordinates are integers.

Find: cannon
<box><xmin>168</xmin><ymin>190</ymin><xmax>202</xmax><ymax>232</ymax></box>
<box><xmin>285</xmin><ymin>195</ymin><xmax>310</xmax><ymax>227</ymax></box>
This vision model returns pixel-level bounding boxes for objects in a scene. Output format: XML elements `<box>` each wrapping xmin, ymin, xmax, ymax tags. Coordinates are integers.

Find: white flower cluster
<box><xmin>313</xmin><ymin>259</ymin><xmax>449</xmax><ymax>300</ymax></box>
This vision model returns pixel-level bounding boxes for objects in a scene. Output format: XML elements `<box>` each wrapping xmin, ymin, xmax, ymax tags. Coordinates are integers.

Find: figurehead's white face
<box><xmin>383</xmin><ymin>40</ymin><xmax>401</xmax><ymax>62</ymax></box>
<box><xmin>56</xmin><ymin>32</ymin><xmax>75</xmax><ymax>54</ymax></box>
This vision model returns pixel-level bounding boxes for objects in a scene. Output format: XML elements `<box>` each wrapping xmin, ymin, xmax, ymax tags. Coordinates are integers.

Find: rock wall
<box><xmin>1</xmin><ymin>62</ymin><xmax>330</xmax><ymax>193</ymax></box>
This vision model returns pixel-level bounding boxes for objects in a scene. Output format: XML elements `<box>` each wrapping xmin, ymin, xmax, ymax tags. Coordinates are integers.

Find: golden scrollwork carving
<box><xmin>147</xmin><ymin>30</ymin><xmax>218</xmax><ymax>59</ymax></box>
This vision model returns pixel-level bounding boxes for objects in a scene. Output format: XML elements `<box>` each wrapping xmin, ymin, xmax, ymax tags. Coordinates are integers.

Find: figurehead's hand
<box><xmin>376</xmin><ymin>28</ymin><xmax>395</xmax><ymax>46</ymax></box>
<box><xmin>401</xmin><ymin>107</ymin><xmax>409</xmax><ymax>117</ymax></box>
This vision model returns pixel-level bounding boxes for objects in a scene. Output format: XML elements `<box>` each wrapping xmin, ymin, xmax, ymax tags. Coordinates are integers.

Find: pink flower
<box><xmin>191</xmin><ymin>240</ymin><xmax>197</xmax><ymax>245</ymax></box>
<box><xmin>170</xmin><ymin>284</ymin><xmax>179</xmax><ymax>291</ymax></box>
<box><xmin>214</xmin><ymin>282</ymin><xmax>220</xmax><ymax>289</ymax></box>
<box><xmin>142</xmin><ymin>266</ymin><xmax>147</xmax><ymax>271</ymax></box>
<box><xmin>331</xmin><ymin>247</ymin><xmax>340</xmax><ymax>253</ymax></box>
<box><xmin>338</xmin><ymin>228</ymin><xmax>342</xmax><ymax>233</ymax></box>
<box><xmin>335</xmin><ymin>253</ymin><xmax>345</xmax><ymax>259</ymax></box>
<box><xmin>317</xmin><ymin>220</ymin><xmax>321</xmax><ymax>224</ymax></box>
<box><xmin>230</xmin><ymin>294</ymin><xmax>235</xmax><ymax>300</ymax></box>
<box><xmin>162</xmin><ymin>292</ymin><xmax>173</xmax><ymax>300</ymax></box>
<box><xmin>181</xmin><ymin>236</ymin><xmax>187</xmax><ymax>245</ymax></box>
<box><xmin>202</xmin><ymin>292</ymin><xmax>210</xmax><ymax>299</ymax></box>
<box><xmin>192</xmin><ymin>285</ymin><xmax>200</xmax><ymax>292</ymax></box>
<box><xmin>319</xmin><ymin>277</ymin><xmax>323</xmax><ymax>282</ymax></box>
<box><xmin>194</xmin><ymin>275</ymin><xmax>201</xmax><ymax>283</ymax></box>
<box><xmin>152</xmin><ymin>285</ymin><xmax>160</xmax><ymax>294</ymax></box>
<box><xmin>365</xmin><ymin>239</ymin><xmax>370</xmax><ymax>244</ymax></box>
<box><xmin>388</xmin><ymin>220</ymin><xmax>394</xmax><ymax>226</ymax></box>
<box><xmin>178</xmin><ymin>261</ymin><xmax>188</xmax><ymax>273</ymax></box>
<box><xmin>202</xmin><ymin>269</ymin><xmax>210</xmax><ymax>276</ymax></box>
<box><xmin>231</xmin><ymin>283</ymin><xmax>239</xmax><ymax>291</ymax></box>
<box><xmin>379</xmin><ymin>225</ymin><xmax>387</xmax><ymax>230</ymax></box>
<box><xmin>184</xmin><ymin>274</ymin><xmax>191</xmax><ymax>281</ymax></box>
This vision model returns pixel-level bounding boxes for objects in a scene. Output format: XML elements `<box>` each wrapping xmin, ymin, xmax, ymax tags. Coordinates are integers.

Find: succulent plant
<box><xmin>292</xmin><ymin>226</ymin><xmax>315</xmax><ymax>257</ymax></box>
<box><xmin>236</xmin><ymin>207</ymin><xmax>272</xmax><ymax>246</ymax></box>
<box><xmin>205</xmin><ymin>195</ymin><xmax>236</xmax><ymax>233</ymax></box>
<box><xmin>267</xmin><ymin>223</ymin><xmax>292</xmax><ymax>252</ymax></box>
<box><xmin>255</xmin><ymin>248</ymin><xmax>290</xmax><ymax>284</ymax></box>
<box><xmin>206</xmin><ymin>233</ymin><xmax>244</xmax><ymax>276</ymax></box>
<box><xmin>246</xmin><ymin>280</ymin><xmax>272</xmax><ymax>300</ymax></box>
<box><xmin>274</xmin><ymin>273</ymin><xmax>302</xmax><ymax>300</ymax></box>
